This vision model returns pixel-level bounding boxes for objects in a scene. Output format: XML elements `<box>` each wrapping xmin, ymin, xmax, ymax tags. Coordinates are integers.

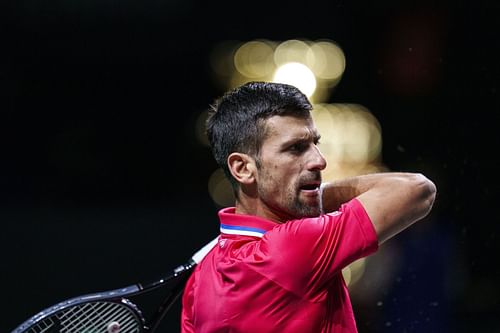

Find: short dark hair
<box><xmin>206</xmin><ymin>81</ymin><xmax>313</xmax><ymax>189</ymax></box>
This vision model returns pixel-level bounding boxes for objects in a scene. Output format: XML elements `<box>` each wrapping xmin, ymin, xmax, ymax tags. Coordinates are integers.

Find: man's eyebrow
<box><xmin>308</xmin><ymin>130</ymin><xmax>321</xmax><ymax>142</ymax></box>
<box><xmin>280</xmin><ymin>131</ymin><xmax>321</xmax><ymax>146</ymax></box>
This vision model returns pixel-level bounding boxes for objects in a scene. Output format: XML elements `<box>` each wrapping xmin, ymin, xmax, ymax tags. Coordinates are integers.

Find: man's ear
<box><xmin>227</xmin><ymin>153</ymin><xmax>257</xmax><ymax>185</ymax></box>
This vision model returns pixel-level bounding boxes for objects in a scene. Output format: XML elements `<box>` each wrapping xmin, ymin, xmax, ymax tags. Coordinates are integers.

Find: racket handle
<box><xmin>138</xmin><ymin>237</ymin><xmax>218</xmax><ymax>291</ymax></box>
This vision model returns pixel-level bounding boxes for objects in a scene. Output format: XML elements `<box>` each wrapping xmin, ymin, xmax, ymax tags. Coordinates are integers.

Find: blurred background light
<box><xmin>342</xmin><ymin>258</ymin><xmax>367</xmax><ymax>286</ymax></box>
<box><xmin>208</xmin><ymin>168</ymin><xmax>235</xmax><ymax>207</ymax></box>
<box><xmin>209</xmin><ymin>38</ymin><xmax>347</xmax><ymax>103</ymax></box>
<box><xmin>308</xmin><ymin>40</ymin><xmax>346</xmax><ymax>82</ymax></box>
<box><xmin>311</xmin><ymin>103</ymin><xmax>386</xmax><ymax>181</ymax></box>
<box><xmin>234</xmin><ymin>40</ymin><xmax>276</xmax><ymax>79</ymax></box>
<box><xmin>273</xmin><ymin>39</ymin><xmax>311</xmax><ymax>66</ymax></box>
<box><xmin>272</xmin><ymin>62</ymin><xmax>317</xmax><ymax>98</ymax></box>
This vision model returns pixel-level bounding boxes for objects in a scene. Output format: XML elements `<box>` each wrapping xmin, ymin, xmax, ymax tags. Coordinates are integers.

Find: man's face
<box><xmin>255</xmin><ymin>115</ymin><xmax>327</xmax><ymax>221</ymax></box>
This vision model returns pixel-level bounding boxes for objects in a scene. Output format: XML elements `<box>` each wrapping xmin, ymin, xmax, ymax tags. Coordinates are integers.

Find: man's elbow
<box><xmin>414</xmin><ymin>173</ymin><xmax>437</xmax><ymax>219</ymax></box>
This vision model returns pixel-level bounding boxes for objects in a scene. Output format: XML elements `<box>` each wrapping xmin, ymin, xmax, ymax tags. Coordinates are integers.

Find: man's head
<box><xmin>206</xmin><ymin>81</ymin><xmax>326</xmax><ymax>221</ymax></box>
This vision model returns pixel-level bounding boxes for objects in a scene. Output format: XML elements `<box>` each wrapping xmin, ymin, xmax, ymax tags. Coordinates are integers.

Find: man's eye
<box><xmin>290</xmin><ymin>143</ymin><xmax>306</xmax><ymax>152</ymax></box>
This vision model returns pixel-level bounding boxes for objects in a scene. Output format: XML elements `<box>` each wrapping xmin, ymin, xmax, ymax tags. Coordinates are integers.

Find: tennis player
<box><xmin>181</xmin><ymin>81</ymin><xmax>437</xmax><ymax>333</ymax></box>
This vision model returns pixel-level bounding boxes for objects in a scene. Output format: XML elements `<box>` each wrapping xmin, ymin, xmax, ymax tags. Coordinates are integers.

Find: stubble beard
<box><xmin>286</xmin><ymin>189</ymin><xmax>321</xmax><ymax>218</ymax></box>
<box><xmin>289</xmin><ymin>171</ymin><xmax>323</xmax><ymax>218</ymax></box>
<box><xmin>258</xmin><ymin>180</ymin><xmax>322</xmax><ymax>220</ymax></box>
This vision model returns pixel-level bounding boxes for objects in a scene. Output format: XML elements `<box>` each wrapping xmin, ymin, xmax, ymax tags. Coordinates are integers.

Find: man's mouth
<box><xmin>299</xmin><ymin>183</ymin><xmax>321</xmax><ymax>193</ymax></box>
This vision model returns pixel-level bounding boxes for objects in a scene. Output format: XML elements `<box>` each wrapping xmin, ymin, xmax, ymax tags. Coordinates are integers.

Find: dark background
<box><xmin>1</xmin><ymin>0</ymin><xmax>499</xmax><ymax>332</ymax></box>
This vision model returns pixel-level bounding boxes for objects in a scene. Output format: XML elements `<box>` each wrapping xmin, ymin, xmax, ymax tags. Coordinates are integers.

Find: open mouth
<box><xmin>300</xmin><ymin>183</ymin><xmax>320</xmax><ymax>192</ymax></box>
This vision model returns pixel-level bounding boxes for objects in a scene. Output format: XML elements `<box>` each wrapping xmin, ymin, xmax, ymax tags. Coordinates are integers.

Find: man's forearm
<box><xmin>321</xmin><ymin>172</ymin><xmax>421</xmax><ymax>213</ymax></box>
<box><xmin>321</xmin><ymin>172</ymin><xmax>436</xmax><ymax>243</ymax></box>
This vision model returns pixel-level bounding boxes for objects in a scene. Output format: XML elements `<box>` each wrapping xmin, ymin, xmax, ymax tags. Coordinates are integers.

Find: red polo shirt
<box><xmin>181</xmin><ymin>198</ymin><xmax>378</xmax><ymax>333</ymax></box>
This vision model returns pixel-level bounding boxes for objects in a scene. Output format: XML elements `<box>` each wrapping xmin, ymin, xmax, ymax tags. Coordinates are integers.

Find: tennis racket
<box><xmin>10</xmin><ymin>237</ymin><xmax>219</xmax><ymax>333</ymax></box>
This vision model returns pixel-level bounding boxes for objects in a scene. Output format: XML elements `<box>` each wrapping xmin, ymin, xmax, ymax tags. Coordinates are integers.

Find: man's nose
<box><xmin>308</xmin><ymin>145</ymin><xmax>327</xmax><ymax>171</ymax></box>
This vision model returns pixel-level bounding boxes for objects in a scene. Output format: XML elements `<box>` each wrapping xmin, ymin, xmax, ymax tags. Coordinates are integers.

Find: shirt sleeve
<box><xmin>243</xmin><ymin>198</ymin><xmax>379</xmax><ymax>301</ymax></box>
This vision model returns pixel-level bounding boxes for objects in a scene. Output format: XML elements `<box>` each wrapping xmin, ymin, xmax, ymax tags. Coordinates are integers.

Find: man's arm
<box><xmin>321</xmin><ymin>172</ymin><xmax>437</xmax><ymax>244</ymax></box>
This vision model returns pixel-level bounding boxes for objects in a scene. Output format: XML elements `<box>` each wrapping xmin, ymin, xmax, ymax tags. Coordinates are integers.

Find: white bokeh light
<box><xmin>272</xmin><ymin>62</ymin><xmax>317</xmax><ymax>97</ymax></box>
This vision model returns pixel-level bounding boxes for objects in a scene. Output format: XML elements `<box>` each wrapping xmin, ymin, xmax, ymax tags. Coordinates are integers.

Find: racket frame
<box><xmin>11</xmin><ymin>237</ymin><xmax>218</xmax><ymax>333</ymax></box>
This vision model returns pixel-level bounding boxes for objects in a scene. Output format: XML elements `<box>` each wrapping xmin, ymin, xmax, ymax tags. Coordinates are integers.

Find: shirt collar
<box><xmin>218</xmin><ymin>207</ymin><xmax>277</xmax><ymax>238</ymax></box>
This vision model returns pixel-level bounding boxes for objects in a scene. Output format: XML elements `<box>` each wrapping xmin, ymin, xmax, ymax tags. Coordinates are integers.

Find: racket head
<box><xmin>12</xmin><ymin>299</ymin><xmax>145</xmax><ymax>333</ymax></box>
<box><xmin>11</xmin><ymin>237</ymin><xmax>219</xmax><ymax>333</ymax></box>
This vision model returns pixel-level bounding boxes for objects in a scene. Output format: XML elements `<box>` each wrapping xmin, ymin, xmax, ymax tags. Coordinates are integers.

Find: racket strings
<box><xmin>61</xmin><ymin>302</ymin><xmax>141</xmax><ymax>333</ymax></box>
<box><xmin>28</xmin><ymin>318</ymin><xmax>55</xmax><ymax>333</ymax></box>
<box><xmin>28</xmin><ymin>302</ymin><xmax>142</xmax><ymax>333</ymax></box>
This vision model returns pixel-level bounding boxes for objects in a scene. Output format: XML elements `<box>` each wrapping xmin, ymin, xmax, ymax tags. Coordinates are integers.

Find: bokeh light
<box><xmin>342</xmin><ymin>258</ymin><xmax>367</xmax><ymax>286</ymax></box>
<box><xmin>208</xmin><ymin>168</ymin><xmax>235</xmax><ymax>207</ymax></box>
<box><xmin>234</xmin><ymin>40</ymin><xmax>276</xmax><ymax>79</ymax></box>
<box><xmin>273</xmin><ymin>39</ymin><xmax>311</xmax><ymax>66</ymax></box>
<box><xmin>209</xmin><ymin>38</ymin><xmax>347</xmax><ymax>103</ymax></box>
<box><xmin>272</xmin><ymin>62</ymin><xmax>317</xmax><ymax>98</ymax></box>
<box><xmin>311</xmin><ymin>103</ymin><xmax>386</xmax><ymax>181</ymax></box>
<box><xmin>308</xmin><ymin>40</ymin><xmax>346</xmax><ymax>82</ymax></box>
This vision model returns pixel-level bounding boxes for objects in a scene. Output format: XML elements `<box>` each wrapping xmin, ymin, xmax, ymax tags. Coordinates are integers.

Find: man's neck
<box><xmin>234</xmin><ymin>199</ymin><xmax>288</xmax><ymax>224</ymax></box>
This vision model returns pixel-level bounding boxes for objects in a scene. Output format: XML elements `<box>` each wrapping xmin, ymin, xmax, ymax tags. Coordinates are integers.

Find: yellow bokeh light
<box><xmin>310</xmin><ymin>103</ymin><xmax>336</xmax><ymax>153</ymax></box>
<box><xmin>311</xmin><ymin>103</ymin><xmax>385</xmax><ymax>181</ymax></box>
<box><xmin>273</xmin><ymin>62</ymin><xmax>317</xmax><ymax>98</ymax></box>
<box><xmin>308</xmin><ymin>40</ymin><xmax>346</xmax><ymax>81</ymax></box>
<box><xmin>342</xmin><ymin>266</ymin><xmax>352</xmax><ymax>285</ymax></box>
<box><xmin>208</xmin><ymin>168</ymin><xmax>235</xmax><ymax>207</ymax></box>
<box><xmin>312</xmin><ymin>103</ymin><xmax>382</xmax><ymax>164</ymax></box>
<box><xmin>210</xmin><ymin>39</ymin><xmax>346</xmax><ymax>103</ymax></box>
<box><xmin>234</xmin><ymin>40</ymin><xmax>276</xmax><ymax>78</ymax></box>
<box><xmin>209</xmin><ymin>38</ymin><xmax>347</xmax><ymax>102</ymax></box>
<box><xmin>342</xmin><ymin>258</ymin><xmax>367</xmax><ymax>287</ymax></box>
<box><xmin>337</xmin><ymin>104</ymin><xmax>382</xmax><ymax>164</ymax></box>
<box><xmin>274</xmin><ymin>39</ymin><xmax>311</xmax><ymax>66</ymax></box>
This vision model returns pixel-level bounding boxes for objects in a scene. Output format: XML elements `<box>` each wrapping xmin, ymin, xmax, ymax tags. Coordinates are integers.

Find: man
<box><xmin>181</xmin><ymin>81</ymin><xmax>437</xmax><ymax>332</ymax></box>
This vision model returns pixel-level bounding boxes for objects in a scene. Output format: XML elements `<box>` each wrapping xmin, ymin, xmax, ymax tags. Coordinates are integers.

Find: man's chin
<box><xmin>293</xmin><ymin>202</ymin><xmax>322</xmax><ymax>218</ymax></box>
<box><xmin>303</xmin><ymin>196</ymin><xmax>321</xmax><ymax>211</ymax></box>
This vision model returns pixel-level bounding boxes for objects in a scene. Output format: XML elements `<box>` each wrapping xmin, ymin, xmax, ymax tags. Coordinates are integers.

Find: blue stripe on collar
<box><xmin>220</xmin><ymin>223</ymin><xmax>266</xmax><ymax>238</ymax></box>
